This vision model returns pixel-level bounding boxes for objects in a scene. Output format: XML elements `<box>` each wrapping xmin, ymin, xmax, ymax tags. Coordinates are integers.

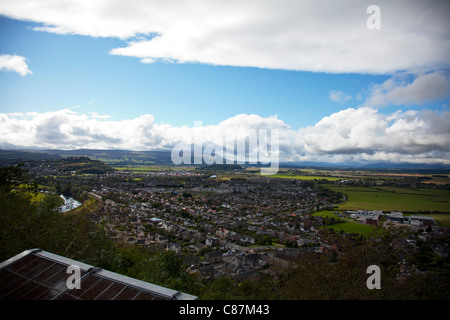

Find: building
<box><xmin>365</xmin><ymin>213</ymin><xmax>382</xmax><ymax>226</ymax></box>
<box><xmin>385</xmin><ymin>212</ymin><xmax>407</xmax><ymax>224</ymax></box>
<box><xmin>0</xmin><ymin>249</ymin><xmax>198</xmax><ymax>300</ymax></box>
<box><xmin>408</xmin><ymin>215</ymin><xmax>435</xmax><ymax>227</ymax></box>
<box><xmin>205</xmin><ymin>251</ymin><xmax>223</xmax><ymax>264</ymax></box>
<box><xmin>205</xmin><ymin>237</ymin><xmax>220</xmax><ymax>247</ymax></box>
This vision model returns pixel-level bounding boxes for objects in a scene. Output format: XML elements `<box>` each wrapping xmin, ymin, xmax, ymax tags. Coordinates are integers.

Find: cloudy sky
<box><xmin>0</xmin><ymin>0</ymin><xmax>449</xmax><ymax>164</ymax></box>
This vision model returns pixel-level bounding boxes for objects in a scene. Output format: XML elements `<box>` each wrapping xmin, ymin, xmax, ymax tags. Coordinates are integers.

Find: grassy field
<box><xmin>312</xmin><ymin>211</ymin><xmax>379</xmax><ymax>238</ymax></box>
<box><xmin>269</xmin><ymin>174</ymin><xmax>342</xmax><ymax>181</ymax></box>
<box><xmin>325</xmin><ymin>185</ymin><xmax>450</xmax><ymax>213</ymax></box>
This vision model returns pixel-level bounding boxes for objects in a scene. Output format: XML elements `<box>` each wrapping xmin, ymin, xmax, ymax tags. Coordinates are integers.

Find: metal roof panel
<box><xmin>0</xmin><ymin>249</ymin><xmax>198</xmax><ymax>300</ymax></box>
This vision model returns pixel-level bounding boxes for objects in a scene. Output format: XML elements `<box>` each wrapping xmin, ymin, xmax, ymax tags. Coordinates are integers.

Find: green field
<box><xmin>312</xmin><ymin>211</ymin><xmax>379</xmax><ymax>237</ymax></box>
<box><xmin>270</xmin><ymin>174</ymin><xmax>342</xmax><ymax>181</ymax></box>
<box><xmin>326</xmin><ymin>185</ymin><xmax>450</xmax><ymax>213</ymax></box>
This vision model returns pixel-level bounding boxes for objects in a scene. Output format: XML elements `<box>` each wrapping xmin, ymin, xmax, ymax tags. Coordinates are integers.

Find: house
<box><xmin>198</xmin><ymin>264</ymin><xmax>216</xmax><ymax>279</ymax></box>
<box><xmin>215</xmin><ymin>227</ymin><xmax>230</xmax><ymax>239</ymax></box>
<box><xmin>155</xmin><ymin>234</ymin><xmax>168</xmax><ymax>243</ymax></box>
<box><xmin>194</xmin><ymin>242</ymin><xmax>207</xmax><ymax>252</ymax></box>
<box><xmin>365</xmin><ymin>214</ymin><xmax>381</xmax><ymax>226</ymax></box>
<box><xmin>223</xmin><ymin>260</ymin><xmax>239</xmax><ymax>274</ymax></box>
<box><xmin>168</xmin><ymin>242</ymin><xmax>182</xmax><ymax>253</ymax></box>
<box><xmin>297</xmin><ymin>238</ymin><xmax>315</xmax><ymax>247</ymax></box>
<box><xmin>206</xmin><ymin>237</ymin><xmax>220</xmax><ymax>247</ymax></box>
<box><xmin>268</xmin><ymin>249</ymin><xmax>301</xmax><ymax>268</ymax></box>
<box><xmin>237</xmin><ymin>253</ymin><xmax>260</xmax><ymax>268</ymax></box>
<box><xmin>239</xmin><ymin>235</ymin><xmax>255</xmax><ymax>245</ymax></box>
<box><xmin>205</xmin><ymin>251</ymin><xmax>223</xmax><ymax>264</ymax></box>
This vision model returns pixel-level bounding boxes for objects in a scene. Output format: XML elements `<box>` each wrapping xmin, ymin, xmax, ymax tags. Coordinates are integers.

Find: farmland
<box><xmin>426</xmin><ymin>214</ymin><xmax>450</xmax><ymax>228</ymax></box>
<box><xmin>268</xmin><ymin>173</ymin><xmax>342</xmax><ymax>181</ymax></box>
<box><xmin>326</xmin><ymin>185</ymin><xmax>450</xmax><ymax>213</ymax></box>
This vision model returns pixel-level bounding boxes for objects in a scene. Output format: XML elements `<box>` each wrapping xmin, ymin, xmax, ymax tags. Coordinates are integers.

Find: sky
<box><xmin>0</xmin><ymin>0</ymin><xmax>449</xmax><ymax>165</ymax></box>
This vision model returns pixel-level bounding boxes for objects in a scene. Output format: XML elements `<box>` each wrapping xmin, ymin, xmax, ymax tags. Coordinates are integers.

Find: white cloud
<box><xmin>90</xmin><ymin>112</ymin><xmax>110</xmax><ymax>119</ymax></box>
<box><xmin>1</xmin><ymin>0</ymin><xmax>449</xmax><ymax>74</ymax></box>
<box><xmin>1</xmin><ymin>107</ymin><xmax>449</xmax><ymax>164</ymax></box>
<box><xmin>329</xmin><ymin>90</ymin><xmax>352</xmax><ymax>103</ymax></box>
<box><xmin>364</xmin><ymin>71</ymin><xmax>450</xmax><ymax>108</ymax></box>
<box><xmin>0</xmin><ymin>109</ymin><xmax>284</xmax><ymax>153</ymax></box>
<box><xmin>0</xmin><ymin>54</ymin><xmax>32</xmax><ymax>76</ymax></box>
<box><xmin>300</xmin><ymin>107</ymin><xmax>450</xmax><ymax>163</ymax></box>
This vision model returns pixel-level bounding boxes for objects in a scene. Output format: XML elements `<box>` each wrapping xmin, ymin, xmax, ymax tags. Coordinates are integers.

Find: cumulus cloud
<box><xmin>1</xmin><ymin>107</ymin><xmax>449</xmax><ymax>164</ymax></box>
<box><xmin>0</xmin><ymin>54</ymin><xmax>32</xmax><ymax>76</ymax></box>
<box><xmin>305</xmin><ymin>107</ymin><xmax>450</xmax><ymax>153</ymax></box>
<box><xmin>298</xmin><ymin>107</ymin><xmax>450</xmax><ymax>164</ymax></box>
<box><xmin>0</xmin><ymin>0</ymin><xmax>449</xmax><ymax>74</ymax></box>
<box><xmin>364</xmin><ymin>71</ymin><xmax>450</xmax><ymax>108</ymax></box>
<box><xmin>0</xmin><ymin>109</ymin><xmax>282</xmax><ymax>152</ymax></box>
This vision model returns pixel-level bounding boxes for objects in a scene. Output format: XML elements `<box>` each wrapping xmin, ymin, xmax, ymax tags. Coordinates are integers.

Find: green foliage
<box><xmin>0</xmin><ymin>164</ymin><xmax>29</xmax><ymax>192</ymax></box>
<box><xmin>0</xmin><ymin>165</ymin><xmax>114</xmax><ymax>267</ymax></box>
<box><xmin>113</xmin><ymin>246</ymin><xmax>203</xmax><ymax>296</ymax></box>
<box><xmin>201</xmin><ymin>276</ymin><xmax>242</xmax><ymax>300</ymax></box>
<box><xmin>257</xmin><ymin>236</ymin><xmax>273</xmax><ymax>246</ymax></box>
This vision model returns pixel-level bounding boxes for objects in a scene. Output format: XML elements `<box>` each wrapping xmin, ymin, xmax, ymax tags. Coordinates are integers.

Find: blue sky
<box><xmin>0</xmin><ymin>1</ymin><xmax>449</xmax><ymax>164</ymax></box>
<box><xmin>0</xmin><ymin>16</ymin><xmax>390</xmax><ymax>128</ymax></box>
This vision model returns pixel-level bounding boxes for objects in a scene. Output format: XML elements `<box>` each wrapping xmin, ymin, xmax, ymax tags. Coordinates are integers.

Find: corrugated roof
<box><xmin>0</xmin><ymin>249</ymin><xmax>198</xmax><ymax>300</ymax></box>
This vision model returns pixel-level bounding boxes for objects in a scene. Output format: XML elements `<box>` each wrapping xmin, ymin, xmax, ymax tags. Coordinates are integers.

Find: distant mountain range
<box><xmin>0</xmin><ymin>149</ymin><xmax>62</xmax><ymax>161</ymax></box>
<box><xmin>1</xmin><ymin>148</ymin><xmax>449</xmax><ymax>171</ymax></box>
<box><xmin>280</xmin><ymin>161</ymin><xmax>450</xmax><ymax>170</ymax></box>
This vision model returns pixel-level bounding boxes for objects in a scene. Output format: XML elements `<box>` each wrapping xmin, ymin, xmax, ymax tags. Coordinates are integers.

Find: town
<box><xmin>13</xmin><ymin>155</ymin><xmax>449</xmax><ymax>285</ymax></box>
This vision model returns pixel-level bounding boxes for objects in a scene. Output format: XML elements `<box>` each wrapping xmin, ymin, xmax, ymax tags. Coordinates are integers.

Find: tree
<box><xmin>117</xmin><ymin>247</ymin><xmax>202</xmax><ymax>296</ymax></box>
<box><xmin>201</xmin><ymin>276</ymin><xmax>241</xmax><ymax>300</ymax></box>
<box><xmin>0</xmin><ymin>165</ymin><xmax>121</xmax><ymax>270</ymax></box>
<box><xmin>0</xmin><ymin>164</ymin><xmax>28</xmax><ymax>192</ymax></box>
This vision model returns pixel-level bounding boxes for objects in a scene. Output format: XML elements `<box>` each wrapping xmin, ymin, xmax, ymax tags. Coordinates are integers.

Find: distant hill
<box><xmin>279</xmin><ymin>161</ymin><xmax>365</xmax><ymax>169</ymax></box>
<box><xmin>1</xmin><ymin>148</ymin><xmax>449</xmax><ymax>171</ymax></box>
<box><xmin>361</xmin><ymin>162</ymin><xmax>450</xmax><ymax>170</ymax></box>
<box><xmin>280</xmin><ymin>161</ymin><xmax>450</xmax><ymax>171</ymax></box>
<box><xmin>0</xmin><ymin>149</ymin><xmax>62</xmax><ymax>161</ymax></box>
<box><xmin>54</xmin><ymin>156</ymin><xmax>115</xmax><ymax>174</ymax></box>
<box><xmin>43</xmin><ymin>149</ymin><xmax>173</xmax><ymax>165</ymax></box>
